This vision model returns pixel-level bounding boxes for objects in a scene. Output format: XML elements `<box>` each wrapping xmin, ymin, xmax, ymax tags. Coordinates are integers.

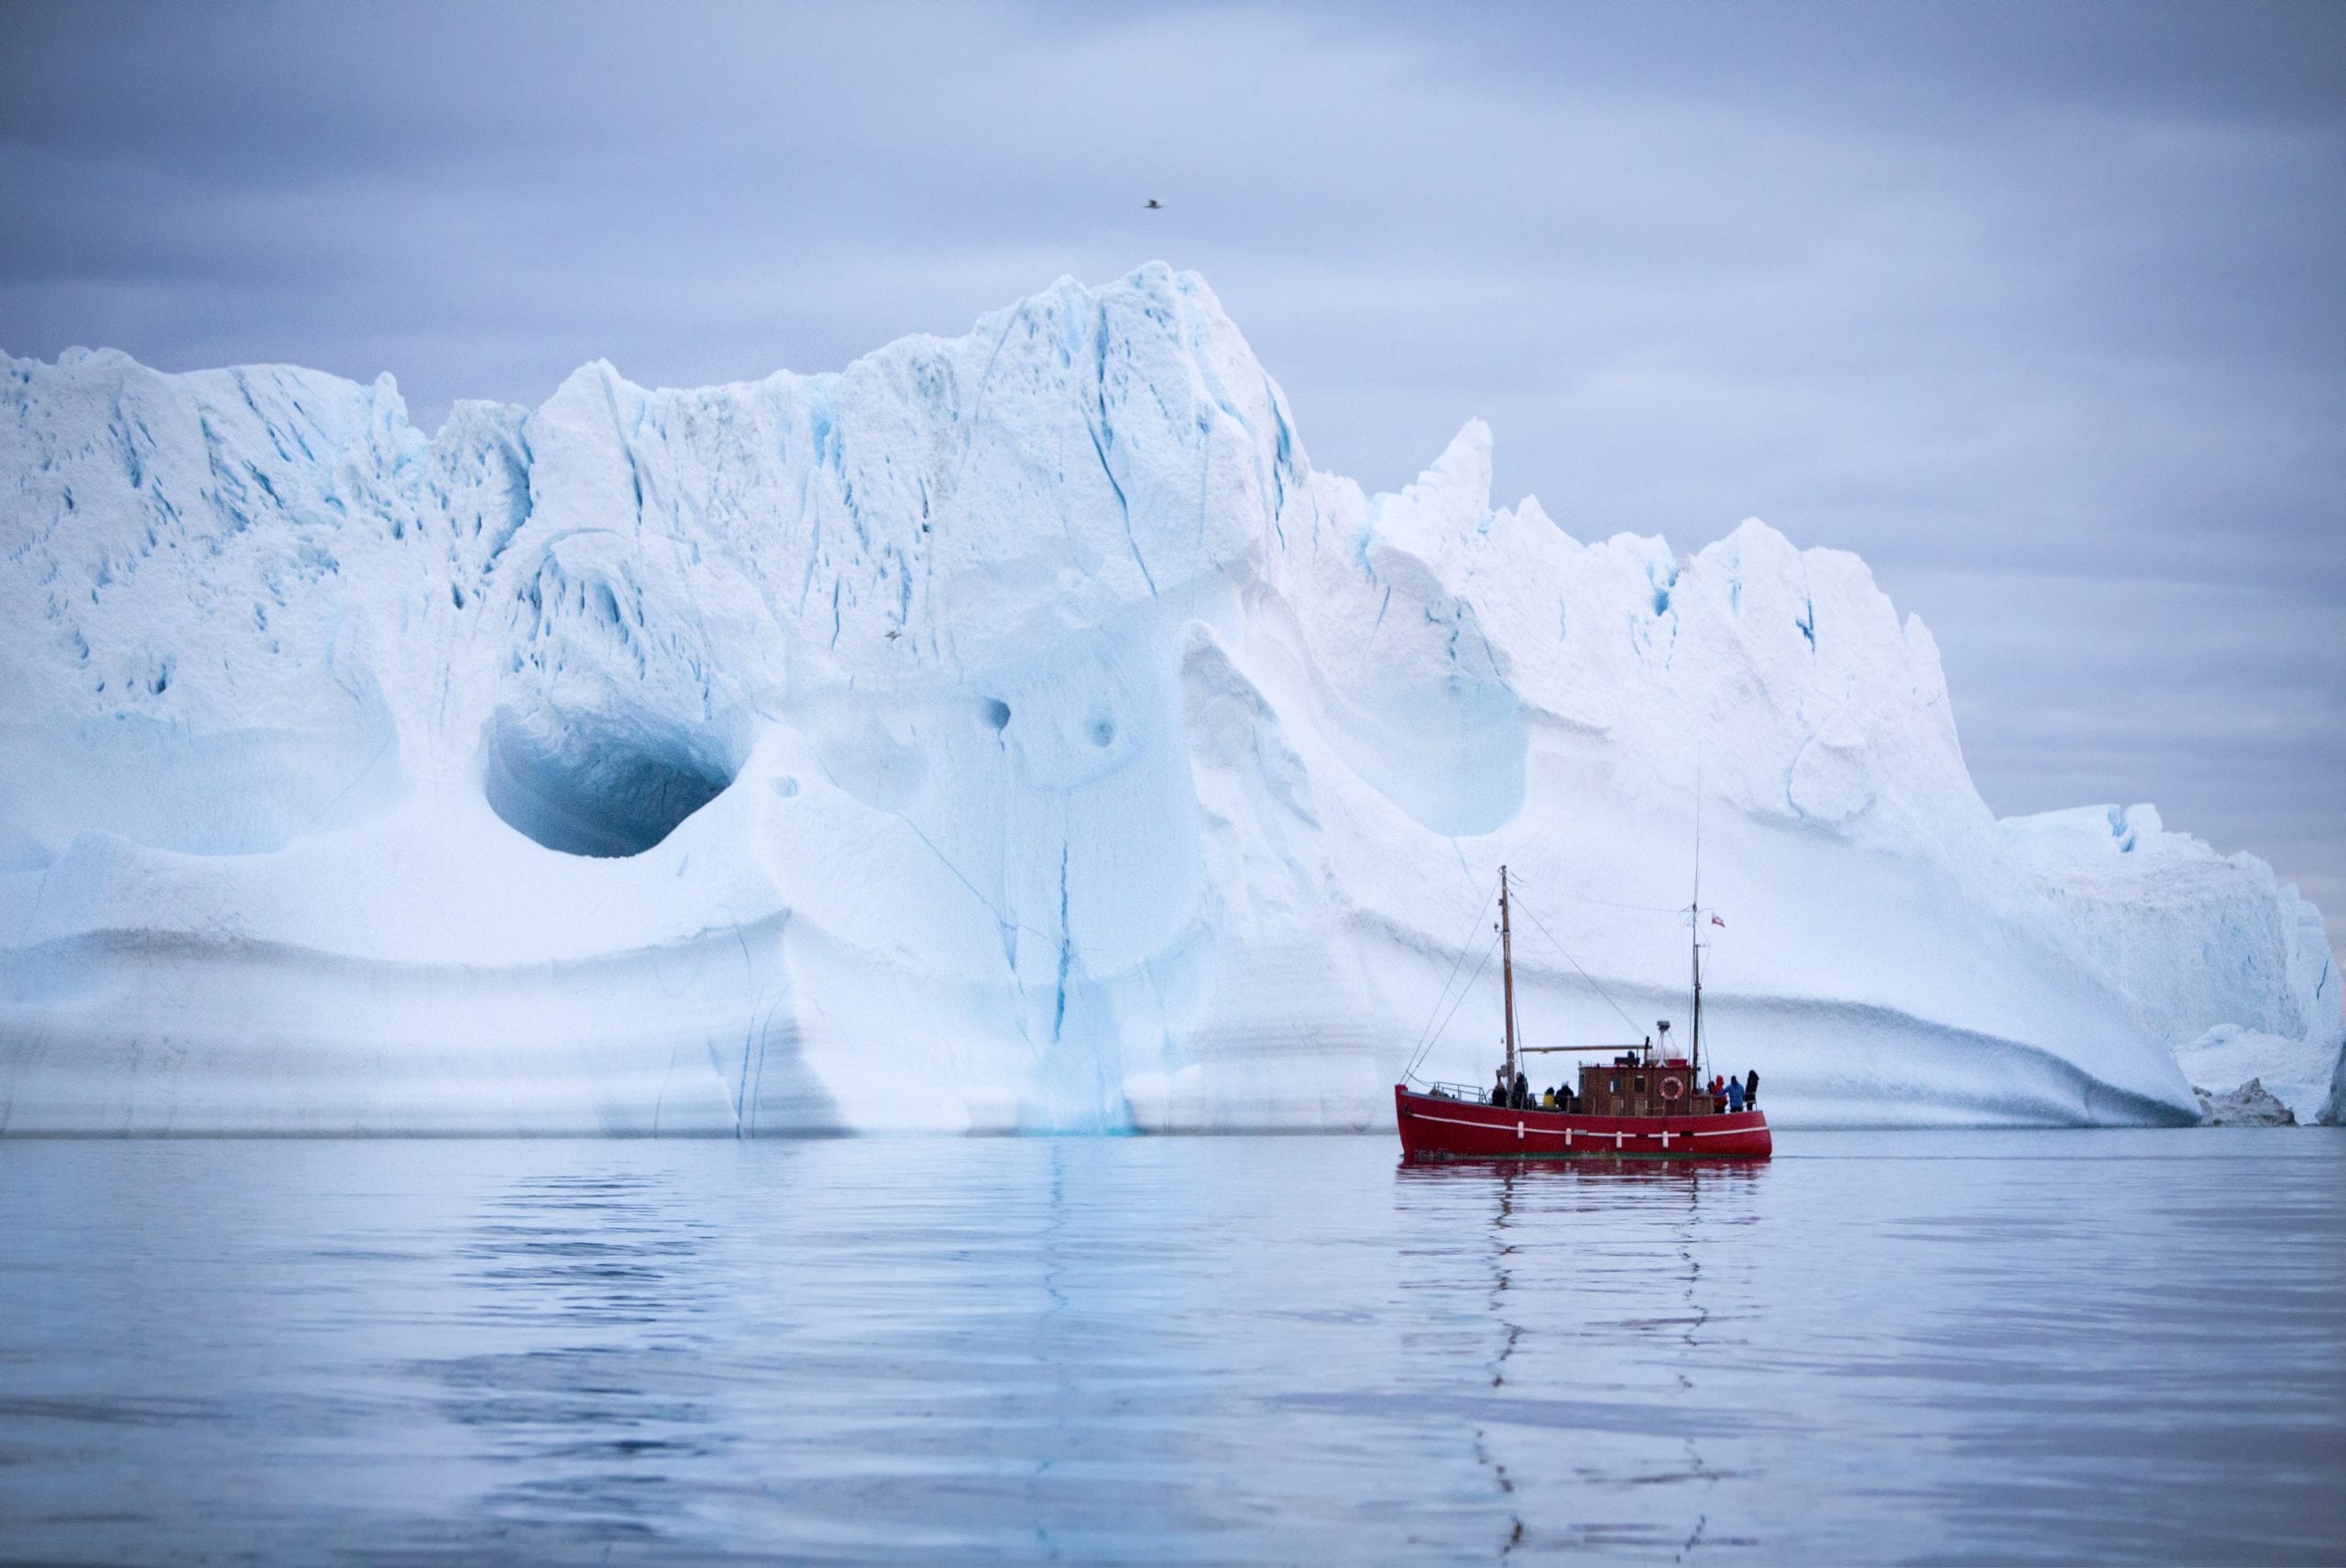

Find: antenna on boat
<box><xmin>1691</xmin><ymin>755</ymin><xmax>1704</xmax><ymax>1084</ymax></box>
<box><xmin>1498</xmin><ymin>864</ymin><xmax>1519</xmax><ymax>1091</ymax></box>
<box><xmin>1690</xmin><ymin>906</ymin><xmax>1704</xmax><ymax>1083</ymax></box>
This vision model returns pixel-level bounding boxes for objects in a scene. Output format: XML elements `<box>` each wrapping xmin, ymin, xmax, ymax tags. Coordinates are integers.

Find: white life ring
<box><xmin>1660</xmin><ymin>1075</ymin><xmax>1686</xmax><ymax>1101</ymax></box>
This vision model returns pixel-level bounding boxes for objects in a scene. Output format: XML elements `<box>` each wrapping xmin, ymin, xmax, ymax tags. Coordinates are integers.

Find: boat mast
<box><xmin>1499</xmin><ymin>864</ymin><xmax>1519</xmax><ymax>1089</ymax></box>
<box><xmin>1690</xmin><ymin>906</ymin><xmax>1703</xmax><ymax>1080</ymax></box>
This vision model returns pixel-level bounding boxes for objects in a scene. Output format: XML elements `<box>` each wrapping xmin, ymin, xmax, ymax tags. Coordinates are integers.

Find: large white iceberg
<box><xmin>2</xmin><ymin>266</ymin><xmax>2335</xmax><ymax>1134</ymax></box>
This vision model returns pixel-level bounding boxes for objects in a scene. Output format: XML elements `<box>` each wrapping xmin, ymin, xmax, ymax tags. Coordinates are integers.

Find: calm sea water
<box><xmin>1</xmin><ymin>1131</ymin><xmax>2341</xmax><ymax>1565</ymax></box>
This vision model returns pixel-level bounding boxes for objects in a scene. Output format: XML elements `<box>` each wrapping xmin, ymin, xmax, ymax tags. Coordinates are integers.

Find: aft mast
<box><xmin>1689</xmin><ymin>905</ymin><xmax>1704</xmax><ymax>1083</ymax></box>
<box><xmin>1690</xmin><ymin>770</ymin><xmax>1704</xmax><ymax>1084</ymax></box>
<box><xmin>1499</xmin><ymin>865</ymin><xmax>1519</xmax><ymax>1089</ymax></box>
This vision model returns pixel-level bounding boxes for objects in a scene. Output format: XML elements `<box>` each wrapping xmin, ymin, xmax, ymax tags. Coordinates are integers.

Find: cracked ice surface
<box><xmin>1</xmin><ymin>266</ymin><xmax>2335</xmax><ymax>1133</ymax></box>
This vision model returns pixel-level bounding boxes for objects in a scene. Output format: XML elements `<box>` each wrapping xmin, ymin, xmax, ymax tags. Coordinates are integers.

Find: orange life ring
<box><xmin>1660</xmin><ymin>1075</ymin><xmax>1685</xmax><ymax>1101</ymax></box>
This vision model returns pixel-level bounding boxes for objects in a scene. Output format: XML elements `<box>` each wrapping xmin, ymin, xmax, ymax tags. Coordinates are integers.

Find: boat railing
<box><xmin>1413</xmin><ymin>1080</ymin><xmax>1761</xmax><ymax>1117</ymax></box>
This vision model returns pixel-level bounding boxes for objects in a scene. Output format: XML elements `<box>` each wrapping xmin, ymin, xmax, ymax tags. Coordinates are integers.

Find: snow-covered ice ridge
<box><xmin>4</xmin><ymin>265</ymin><xmax>2337</xmax><ymax>1134</ymax></box>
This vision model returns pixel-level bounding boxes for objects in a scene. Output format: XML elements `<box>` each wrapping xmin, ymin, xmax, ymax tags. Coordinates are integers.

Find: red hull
<box><xmin>1395</xmin><ymin>1084</ymin><xmax>1771</xmax><ymax>1161</ymax></box>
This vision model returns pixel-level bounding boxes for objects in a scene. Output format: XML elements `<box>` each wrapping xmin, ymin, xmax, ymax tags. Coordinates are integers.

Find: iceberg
<box><xmin>2</xmin><ymin>267</ymin><xmax>2336</xmax><ymax>1134</ymax></box>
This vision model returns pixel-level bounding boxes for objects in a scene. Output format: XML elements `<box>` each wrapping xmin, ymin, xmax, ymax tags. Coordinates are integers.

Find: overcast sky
<box><xmin>4</xmin><ymin>0</ymin><xmax>2341</xmax><ymax>947</ymax></box>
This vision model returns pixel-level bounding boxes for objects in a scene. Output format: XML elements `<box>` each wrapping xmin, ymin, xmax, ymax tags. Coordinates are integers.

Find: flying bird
<box><xmin>1144</xmin><ymin>198</ymin><xmax>1163</xmax><ymax>210</ymax></box>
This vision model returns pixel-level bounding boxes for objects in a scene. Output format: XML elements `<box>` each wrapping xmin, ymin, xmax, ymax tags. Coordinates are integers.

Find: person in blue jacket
<box><xmin>1727</xmin><ymin>1076</ymin><xmax>1746</xmax><ymax>1113</ymax></box>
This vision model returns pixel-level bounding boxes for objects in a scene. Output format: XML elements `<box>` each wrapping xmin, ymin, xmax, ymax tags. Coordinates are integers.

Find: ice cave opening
<box><xmin>481</xmin><ymin>706</ymin><xmax>740</xmax><ymax>858</ymax></box>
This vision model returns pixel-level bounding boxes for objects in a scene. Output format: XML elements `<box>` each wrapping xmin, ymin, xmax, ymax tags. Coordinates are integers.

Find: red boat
<box><xmin>1396</xmin><ymin>866</ymin><xmax>1770</xmax><ymax>1162</ymax></box>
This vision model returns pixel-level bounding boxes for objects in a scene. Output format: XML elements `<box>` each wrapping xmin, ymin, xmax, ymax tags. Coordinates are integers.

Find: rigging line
<box><xmin>1408</xmin><ymin>925</ymin><xmax>1501</xmax><ymax>1084</ymax></box>
<box><xmin>1406</xmin><ymin>927</ymin><xmax>1495</xmax><ymax>1082</ymax></box>
<box><xmin>1507</xmin><ymin>889</ymin><xmax>1647</xmax><ymax>1038</ymax></box>
<box><xmin>1405</xmin><ymin>876</ymin><xmax>1497</xmax><ymax>1061</ymax></box>
<box><xmin>1496</xmin><ymin>872</ymin><xmax>1681</xmax><ymax>916</ymax></box>
<box><xmin>1412</xmin><ymin>881</ymin><xmax>1497</xmax><ymax>1048</ymax></box>
<box><xmin>1517</xmin><ymin>890</ymin><xmax>1683</xmax><ymax>916</ymax></box>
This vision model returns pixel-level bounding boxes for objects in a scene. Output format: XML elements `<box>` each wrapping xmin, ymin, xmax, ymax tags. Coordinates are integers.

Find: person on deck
<box><xmin>1540</xmin><ymin>1087</ymin><xmax>1557</xmax><ymax>1110</ymax></box>
<box><xmin>1492</xmin><ymin>1067</ymin><xmax>1509</xmax><ymax>1106</ymax></box>
<box><xmin>1727</xmin><ymin>1077</ymin><xmax>1746</xmax><ymax>1113</ymax></box>
<box><xmin>1745</xmin><ymin>1069</ymin><xmax>1760</xmax><ymax>1108</ymax></box>
<box><xmin>1513</xmin><ymin>1071</ymin><xmax>1530</xmax><ymax>1110</ymax></box>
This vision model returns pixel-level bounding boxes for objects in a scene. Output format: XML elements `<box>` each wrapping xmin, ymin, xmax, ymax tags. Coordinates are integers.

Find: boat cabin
<box><xmin>1574</xmin><ymin>1056</ymin><xmax>1720</xmax><ymax>1118</ymax></box>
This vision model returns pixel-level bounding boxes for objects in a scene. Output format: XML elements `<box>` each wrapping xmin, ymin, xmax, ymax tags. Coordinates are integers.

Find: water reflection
<box><xmin>424</xmin><ymin>1168</ymin><xmax>729</xmax><ymax>1550</ymax></box>
<box><xmin>0</xmin><ymin>1133</ymin><xmax>2339</xmax><ymax>1563</ymax></box>
<box><xmin>1481</xmin><ymin>1168</ymin><xmax>1525</xmax><ymax>1554</ymax></box>
<box><xmin>1390</xmin><ymin>1155</ymin><xmax>1774</xmax><ymax>1557</ymax></box>
<box><xmin>1394</xmin><ymin>1155</ymin><xmax>1769</xmax><ymax>1186</ymax></box>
